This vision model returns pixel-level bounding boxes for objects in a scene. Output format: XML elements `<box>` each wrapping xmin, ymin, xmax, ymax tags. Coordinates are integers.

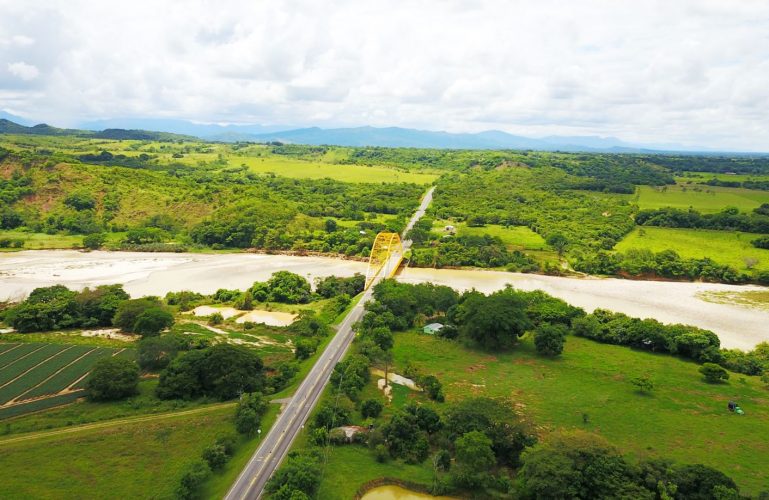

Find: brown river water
<box><xmin>1</xmin><ymin>250</ymin><xmax>767</xmax><ymax>350</ymax></box>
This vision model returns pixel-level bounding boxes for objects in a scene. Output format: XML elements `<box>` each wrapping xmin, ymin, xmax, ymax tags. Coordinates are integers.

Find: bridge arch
<box><xmin>365</xmin><ymin>232</ymin><xmax>404</xmax><ymax>289</ymax></box>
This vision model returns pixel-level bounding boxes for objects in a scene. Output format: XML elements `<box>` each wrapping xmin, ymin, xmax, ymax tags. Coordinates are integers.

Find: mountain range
<box><xmin>0</xmin><ymin>110</ymin><xmax>756</xmax><ymax>153</ymax></box>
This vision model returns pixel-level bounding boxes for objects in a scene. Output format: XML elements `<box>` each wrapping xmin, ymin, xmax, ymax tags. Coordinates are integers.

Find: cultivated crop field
<box><xmin>616</xmin><ymin>226</ymin><xmax>769</xmax><ymax>272</ymax></box>
<box><xmin>636</xmin><ymin>184</ymin><xmax>769</xmax><ymax>213</ymax></box>
<box><xmin>0</xmin><ymin>343</ymin><xmax>132</xmax><ymax>419</ymax></box>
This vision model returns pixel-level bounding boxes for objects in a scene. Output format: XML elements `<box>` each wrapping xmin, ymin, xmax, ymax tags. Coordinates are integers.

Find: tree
<box><xmin>434</xmin><ymin>449</ymin><xmax>451</xmax><ymax>472</ymax></box>
<box><xmin>113</xmin><ymin>297</ymin><xmax>164</xmax><ymax>332</ymax></box>
<box><xmin>324</xmin><ymin>218</ymin><xmax>337</xmax><ymax>232</ymax></box>
<box><xmin>133</xmin><ymin>307</ymin><xmax>174</xmax><ymax>337</ymax></box>
<box><xmin>236</xmin><ymin>392</ymin><xmax>268</xmax><ymax>435</ymax></box>
<box><xmin>263</xmin><ymin>271</ymin><xmax>312</xmax><ymax>304</ymax></box>
<box><xmin>202</xmin><ymin>443</ymin><xmax>229</xmax><ymax>470</ymax></box>
<box><xmin>265</xmin><ymin>451</ymin><xmax>322</xmax><ymax>500</ymax></box>
<box><xmin>418</xmin><ymin>374</ymin><xmax>444</xmax><ymax>402</ymax></box>
<box><xmin>631</xmin><ymin>376</ymin><xmax>654</xmax><ymax>394</ymax></box>
<box><xmin>382</xmin><ymin>411</ymin><xmax>430</xmax><ymax>463</ymax></box>
<box><xmin>5</xmin><ymin>285</ymin><xmax>81</xmax><ymax>332</ymax></box>
<box><xmin>83</xmin><ymin>233</ymin><xmax>107</xmax><ymax>249</ymax></box>
<box><xmin>546</xmin><ymin>233</ymin><xmax>569</xmax><ymax>257</ymax></box>
<box><xmin>175</xmin><ymin>460</ymin><xmax>211</xmax><ymax>500</ymax></box>
<box><xmin>137</xmin><ymin>333</ymin><xmax>191</xmax><ymax>371</ymax></box>
<box><xmin>533</xmin><ymin>323</ymin><xmax>567</xmax><ymax>356</ymax></box>
<box><xmin>86</xmin><ymin>357</ymin><xmax>139</xmax><ymax>401</ymax></box>
<box><xmin>455</xmin><ymin>288</ymin><xmax>532</xmax><ymax>350</ymax></box>
<box><xmin>699</xmin><ymin>363</ymin><xmax>729</xmax><ymax>383</ymax></box>
<box><xmin>454</xmin><ymin>431</ymin><xmax>495</xmax><ymax>486</ymax></box>
<box><xmin>156</xmin><ymin>344</ymin><xmax>264</xmax><ymax>400</ymax></box>
<box><xmin>77</xmin><ymin>285</ymin><xmax>129</xmax><ymax>327</ymax></box>
<box><xmin>360</xmin><ymin>399</ymin><xmax>383</xmax><ymax>418</ymax></box>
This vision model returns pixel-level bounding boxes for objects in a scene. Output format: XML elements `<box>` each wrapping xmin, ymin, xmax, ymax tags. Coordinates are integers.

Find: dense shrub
<box><xmin>85</xmin><ymin>357</ymin><xmax>139</xmax><ymax>401</ymax></box>
<box><xmin>235</xmin><ymin>392</ymin><xmax>268</xmax><ymax>435</ymax></box>
<box><xmin>137</xmin><ymin>334</ymin><xmax>192</xmax><ymax>371</ymax></box>
<box><xmin>533</xmin><ymin>322</ymin><xmax>567</xmax><ymax>356</ymax></box>
<box><xmin>5</xmin><ymin>285</ymin><xmax>131</xmax><ymax>332</ymax></box>
<box><xmin>156</xmin><ymin>344</ymin><xmax>265</xmax><ymax>400</ymax></box>
<box><xmin>113</xmin><ymin>297</ymin><xmax>165</xmax><ymax>332</ymax></box>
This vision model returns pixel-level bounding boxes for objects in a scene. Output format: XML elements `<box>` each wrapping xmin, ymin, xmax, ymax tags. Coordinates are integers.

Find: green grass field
<box><xmin>0</xmin><ymin>231</ymin><xmax>125</xmax><ymax>252</ymax></box>
<box><xmin>636</xmin><ymin>184</ymin><xmax>769</xmax><ymax>213</ymax></box>
<box><xmin>303</xmin><ymin>332</ymin><xmax>769</xmax><ymax>496</ymax></box>
<box><xmin>391</xmin><ymin>332</ymin><xmax>769</xmax><ymax>495</ymax></box>
<box><xmin>0</xmin><ymin>405</ymin><xmax>236</xmax><ymax>499</ymax></box>
<box><xmin>677</xmin><ymin>173</ymin><xmax>769</xmax><ymax>183</ymax></box>
<box><xmin>236</xmin><ymin>156</ymin><xmax>438</xmax><ymax>184</ymax></box>
<box><xmin>433</xmin><ymin>222</ymin><xmax>549</xmax><ymax>251</ymax></box>
<box><xmin>616</xmin><ymin>226</ymin><xmax>769</xmax><ymax>272</ymax></box>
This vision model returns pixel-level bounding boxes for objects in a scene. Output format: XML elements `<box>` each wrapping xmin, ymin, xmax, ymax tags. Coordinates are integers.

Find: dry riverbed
<box><xmin>1</xmin><ymin>250</ymin><xmax>768</xmax><ymax>349</ymax></box>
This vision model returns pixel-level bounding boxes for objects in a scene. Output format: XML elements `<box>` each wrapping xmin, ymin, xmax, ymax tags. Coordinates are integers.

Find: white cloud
<box><xmin>0</xmin><ymin>0</ymin><xmax>767</xmax><ymax>149</ymax></box>
<box><xmin>7</xmin><ymin>61</ymin><xmax>39</xmax><ymax>81</ymax></box>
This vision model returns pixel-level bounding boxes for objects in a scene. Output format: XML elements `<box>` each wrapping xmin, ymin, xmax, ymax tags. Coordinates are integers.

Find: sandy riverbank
<box><xmin>1</xmin><ymin>250</ymin><xmax>768</xmax><ymax>349</ymax></box>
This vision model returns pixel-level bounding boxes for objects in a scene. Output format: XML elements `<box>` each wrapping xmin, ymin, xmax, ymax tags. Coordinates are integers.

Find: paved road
<box><xmin>225</xmin><ymin>187</ymin><xmax>434</xmax><ymax>500</ymax></box>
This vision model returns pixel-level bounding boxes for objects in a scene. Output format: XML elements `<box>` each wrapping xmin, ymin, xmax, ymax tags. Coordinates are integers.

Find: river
<box><xmin>1</xmin><ymin>250</ymin><xmax>767</xmax><ymax>350</ymax></box>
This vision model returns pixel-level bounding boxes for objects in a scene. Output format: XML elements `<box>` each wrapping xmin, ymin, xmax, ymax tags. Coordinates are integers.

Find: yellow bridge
<box><xmin>365</xmin><ymin>232</ymin><xmax>404</xmax><ymax>289</ymax></box>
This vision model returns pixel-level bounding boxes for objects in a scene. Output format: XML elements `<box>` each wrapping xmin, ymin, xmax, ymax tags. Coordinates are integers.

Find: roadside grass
<box><xmin>616</xmin><ymin>226</ymin><xmax>769</xmax><ymax>272</ymax></box>
<box><xmin>0</xmin><ymin>404</ymin><xmax>236</xmax><ymax>499</ymax></box>
<box><xmin>636</xmin><ymin>184</ymin><xmax>769</xmax><ymax>213</ymax></box>
<box><xmin>236</xmin><ymin>156</ymin><xmax>438</xmax><ymax>184</ymax></box>
<box><xmin>200</xmin><ymin>402</ymin><xmax>281</xmax><ymax>499</ymax></box>
<box><xmin>0</xmin><ymin>379</ymin><xmax>215</xmax><ymax>435</ymax></box>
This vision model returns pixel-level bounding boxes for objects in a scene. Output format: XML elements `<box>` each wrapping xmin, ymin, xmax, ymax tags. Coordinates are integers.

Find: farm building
<box><xmin>423</xmin><ymin>323</ymin><xmax>444</xmax><ymax>334</ymax></box>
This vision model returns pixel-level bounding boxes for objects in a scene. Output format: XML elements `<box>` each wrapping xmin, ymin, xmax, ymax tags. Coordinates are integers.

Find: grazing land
<box><xmin>302</xmin><ymin>331</ymin><xmax>769</xmax><ymax>496</ymax></box>
<box><xmin>0</xmin><ymin>404</ymin><xmax>236</xmax><ymax>499</ymax></box>
<box><xmin>616</xmin><ymin>226</ymin><xmax>769</xmax><ymax>272</ymax></box>
<box><xmin>635</xmin><ymin>184</ymin><xmax>769</xmax><ymax>213</ymax></box>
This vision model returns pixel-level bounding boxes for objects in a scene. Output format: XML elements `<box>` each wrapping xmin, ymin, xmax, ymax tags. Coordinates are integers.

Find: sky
<box><xmin>0</xmin><ymin>0</ymin><xmax>768</xmax><ymax>150</ymax></box>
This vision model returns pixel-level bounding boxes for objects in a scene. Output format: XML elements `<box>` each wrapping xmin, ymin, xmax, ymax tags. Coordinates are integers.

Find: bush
<box><xmin>83</xmin><ymin>233</ymin><xmax>107</xmax><ymax>249</ymax></box>
<box><xmin>631</xmin><ymin>376</ymin><xmax>654</xmax><ymax>393</ymax></box>
<box><xmin>700</xmin><ymin>363</ymin><xmax>729</xmax><ymax>383</ymax></box>
<box><xmin>265</xmin><ymin>451</ymin><xmax>322</xmax><ymax>500</ymax></box>
<box><xmin>235</xmin><ymin>392</ymin><xmax>268</xmax><ymax>435</ymax></box>
<box><xmin>133</xmin><ymin>308</ymin><xmax>174</xmax><ymax>337</ymax></box>
<box><xmin>85</xmin><ymin>357</ymin><xmax>139</xmax><ymax>401</ymax></box>
<box><xmin>533</xmin><ymin>323</ymin><xmax>567</xmax><ymax>356</ymax></box>
<box><xmin>360</xmin><ymin>399</ymin><xmax>383</xmax><ymax>418</ymax></box>
<box><xmin>137</xmin><ymin>334</ymin><xmax>191</xmax><ymax>371</ymax></box>
<box><xmin>113</xmin><ymin>297</ymin><xmax>164</xmax><ymax>332</ymax></box>
<box><xmin>202</xmin><ymin>443</ymin><xmax>228</xmax><ymax>471</ymax></box>
<box><xmin>208</xmin><ymin>312</ymin><xmax>224</xmax><ymax>326</ymax></box>
<box><xmin>175</xmin><ymin>460</ymin><xmax>211</xmax><ymax>500</ymax></box>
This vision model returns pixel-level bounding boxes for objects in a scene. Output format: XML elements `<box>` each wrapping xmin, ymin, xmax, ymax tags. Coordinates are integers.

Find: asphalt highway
<box><xmin>224</xmin><ymin>187</ymin><xmax>434</xmax><ymax>500</ymax></box>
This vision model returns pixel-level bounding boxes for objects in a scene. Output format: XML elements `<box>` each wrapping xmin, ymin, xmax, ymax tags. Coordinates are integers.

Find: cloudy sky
<box><xmin>1</xmin><ymin>0</ymin><xmax>768</xmax><ymax>149</ymax></box>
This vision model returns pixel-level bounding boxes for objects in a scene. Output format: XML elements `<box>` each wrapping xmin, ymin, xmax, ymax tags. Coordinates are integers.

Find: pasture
<box><xmin>235</xmin><ymin>156</ymin><xmax>438</xmax><ymax>184</ymax></box>
<box><xmin>0</xmin><ymin>343</ymin><xmax>132</xmax><ymax>419</ymax></box>
<box><xmin>636</xmin><ymin>184</ymin><xmax>769</xmax><ymax>213</ymax></box>
<box><xmin>434</xmin><ymin>221</ymin><xmax>549</xmax><ymax>251</ymax></box>
<box><xmin>300</xmin><ymin>331</ymin><xmax>769</xmax><ymax>496</ymax></box>
<box><xmin>0</xmin><ymin>405</ymin><xmax>236</xmax><ymax>499</ymax></box>
<box><xmin>616</xmin><ymin>226</ymin><xmax>769</xmax><ymax>272</ymax></box>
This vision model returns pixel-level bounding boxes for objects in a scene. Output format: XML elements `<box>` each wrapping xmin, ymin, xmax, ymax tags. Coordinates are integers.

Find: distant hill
<box><xmin>212</xmin><ymin>126</ymin><xmax>710</xmax><ymax>152</ymax></box>
<box><xmin>0</xmin><ymin>119</ymin><xmax>194</xmax><ymax>142</ymax></box>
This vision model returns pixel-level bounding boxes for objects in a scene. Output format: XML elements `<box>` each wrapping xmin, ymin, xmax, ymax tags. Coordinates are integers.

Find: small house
<box><xmin>423</xmin><ymin>323</ymin><xmax>444</xmax><ymax>335</ymax></box>
<box><xmin>444</xmin><ymin>225</ymin><xmax>456</xmax><ymax>234</ymax></box>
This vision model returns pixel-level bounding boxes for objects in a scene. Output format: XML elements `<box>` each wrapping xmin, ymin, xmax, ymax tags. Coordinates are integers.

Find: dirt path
<box><xmin>0</xmin><ymin>402</ymin><xmax>237</xmax><ymax>447</ymax></box>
